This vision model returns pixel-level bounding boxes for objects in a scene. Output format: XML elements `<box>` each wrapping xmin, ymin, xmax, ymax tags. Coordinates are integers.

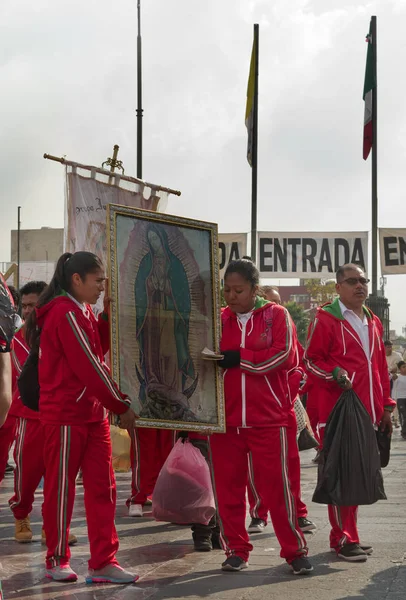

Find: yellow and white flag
<box><xmin>245</xmin><ymin>37</ymin><xmax>256</xmax><ymax>166</ymax></box>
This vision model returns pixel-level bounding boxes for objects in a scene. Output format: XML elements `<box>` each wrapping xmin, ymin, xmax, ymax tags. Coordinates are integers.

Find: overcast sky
<box><xmin>1</xmin><ymin>0</ymin><xmax>406</xmax><ymax>332</ymax></box>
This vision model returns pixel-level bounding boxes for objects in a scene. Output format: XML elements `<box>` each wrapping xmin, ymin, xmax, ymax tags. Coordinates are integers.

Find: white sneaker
<box><xmin>86</xmin><ymin>563</ymin><xmax>139</xmax><ymax>584</ymax></box>
<box><xmin>128</xmin><ymin>504</ymin><xmax>143</xmax><ymax>517</ymax></box>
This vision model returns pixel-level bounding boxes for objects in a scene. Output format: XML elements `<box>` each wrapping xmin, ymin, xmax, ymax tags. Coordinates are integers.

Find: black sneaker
<box><xmin>337</xmin><ymin>543</ymin><xmax>368</xmax><ymax>562</ymax></box>
<box><xmin>298</xmin><ymin>517</ymin><xmax>316</xmax><ymax>532</ymax></box>
<box><xmin>247</xmin><ymin>518</ymin><xmax>267</xmax><ymax>533</ymax></box>
<box><xmin>193</xmin><ymin>536</ymin><xmax>213</xmax><ymax>552</ymax></box>
<box><xmin>221</xmin><ymin>556</ymin><xmax>248</xmax><ymax>571</ymax></box>
<box><xmin>211</xmin><ymin>533</ymin><xmax>222</xmax><ymax>550</ymax></box>
<box><xmin>5</xmin><ymin>463</ymin><xmax>14</xmax><ymax>475</ymax></box>
<box><xmin>331</xmin><ymin>544</ymin><xmax>373</xmax><ymax>555</ymax></box>
<box><xmin>291</xmin><ymin>557</ymin><xmax>314</xmax><ymax>575</ymax></box>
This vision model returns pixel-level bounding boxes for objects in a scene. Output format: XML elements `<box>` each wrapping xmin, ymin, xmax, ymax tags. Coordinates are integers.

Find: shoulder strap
<box><xmin>262</xmin><ymin>304</ymin><xmax>275</xmax><ymax>347</ymax></box>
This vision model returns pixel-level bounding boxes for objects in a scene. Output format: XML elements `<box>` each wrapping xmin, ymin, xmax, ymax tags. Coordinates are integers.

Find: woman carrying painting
<box><xmin>209</xmin><ymin>259</ymin><xmax>313</xmax><ymax>575</ymax></box>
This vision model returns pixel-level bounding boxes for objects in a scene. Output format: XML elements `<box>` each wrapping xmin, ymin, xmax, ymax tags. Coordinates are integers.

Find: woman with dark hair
<box><xmin>26</xmin><ymin>252</ymin><xmax>138</xmax><ymax>584</ymax></box>
<box><xmin>209</xmin><ymin>259</ymin><xmax>312</xmax><ymax>575</ymax></box>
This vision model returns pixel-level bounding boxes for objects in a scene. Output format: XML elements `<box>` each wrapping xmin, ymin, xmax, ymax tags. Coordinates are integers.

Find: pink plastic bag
<box><xmin>152</xmin><ymin>439</ymin><xmax>216</xmax><ymax>525</ymax></box>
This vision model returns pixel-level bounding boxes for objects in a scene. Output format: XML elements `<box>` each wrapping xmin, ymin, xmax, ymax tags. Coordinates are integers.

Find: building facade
<box><xmin>10</xmin><ymin>227</ymin><xmax>63</xmax><ymax>262</ymax></box>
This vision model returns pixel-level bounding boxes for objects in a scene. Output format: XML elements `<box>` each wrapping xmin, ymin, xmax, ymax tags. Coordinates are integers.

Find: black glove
<box><xmin>218</xmin><ymin>350</ymin><xmax>241</xmax><ymax>369</ymax></box>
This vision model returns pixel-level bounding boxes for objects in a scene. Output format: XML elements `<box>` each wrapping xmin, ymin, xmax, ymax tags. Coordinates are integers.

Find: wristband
<box><xmin>384</xmin><ymin>407</ymin><xmax>393</xmax><ymax>413</ymax></box>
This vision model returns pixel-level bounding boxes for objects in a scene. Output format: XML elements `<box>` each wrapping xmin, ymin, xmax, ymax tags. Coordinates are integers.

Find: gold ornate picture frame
<box><xmin>107</xmin><ymin>204</ymin><xmax>225</xmax><ymax>432</ymax></box>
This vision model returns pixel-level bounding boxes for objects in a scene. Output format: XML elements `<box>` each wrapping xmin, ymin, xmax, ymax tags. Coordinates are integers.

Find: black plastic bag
<box><xmin>298</xmin><ymin>427</ymin><xmax>319</xmax><ymax>451</ymax></box>
<box><xmin>376</xmin><ymin>428</ymin><xmax>391</xmax><ymax>468</ymax></box>
<box><xmin>313</xmin><ymin>389</ymin><xmax>386</xmax><ymax>506</ymax></box>
<box><xmin>0</xmin><ymin>274</ymin><xmax>16</xmax><ymax>353</ymax></box>
<box><xmin>18</xmin><ymin>349</ymin><xmax>40</xmax><ymax>411</ymax></box>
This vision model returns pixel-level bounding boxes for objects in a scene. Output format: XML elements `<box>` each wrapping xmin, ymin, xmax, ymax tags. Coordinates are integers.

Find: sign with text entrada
<box><xmin>218</xmin><ymin>233</ymin><xmax>248</xmax><ymax>279</ymax></box>
<box><xmin>257</xmin><ymin>232</ymin><xmax>368</xmax><ymax>279</ymax></box>
<box><xmin>379</xmin><ymin>229</ymin><xmax>406</xmax><ymax>274</ymax></box>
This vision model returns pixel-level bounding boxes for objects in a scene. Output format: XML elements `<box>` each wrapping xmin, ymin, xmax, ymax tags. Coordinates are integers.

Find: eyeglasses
<box><xmin>339</xmin><ymin>277</ymin><xmax>370</xmax><ymax>286</ymax></box>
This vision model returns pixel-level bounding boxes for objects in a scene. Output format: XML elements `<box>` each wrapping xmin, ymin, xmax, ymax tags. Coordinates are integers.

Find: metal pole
<box><xmin>17</xmin><ymin>206</ymin><xmax>21</xmax><ymax>290</ymax></box>
<box><xmin>250</xmin><ymin>24</ymin><xmax>259</xmax><ymax>262</ymax></box>
<box><xmin>371</xmin><ymin>15</ymin><xmax>378</xmax><ymax>295</ymax></box>
<box><xmin>108</xmin><ymin>144</ymin><xmax>119</xmax><ymax>185</ymax></box>
<box><xmin>136</xmin><ymin>0</ymin><xmax>143</xmax><ymax>179</ymax></box>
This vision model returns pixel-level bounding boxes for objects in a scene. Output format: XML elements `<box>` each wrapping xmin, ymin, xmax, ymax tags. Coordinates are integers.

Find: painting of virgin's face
<box><xmin>148</xmin><ymin>230</ymin><xmax>163</xmax><ymax>253</ymax></box>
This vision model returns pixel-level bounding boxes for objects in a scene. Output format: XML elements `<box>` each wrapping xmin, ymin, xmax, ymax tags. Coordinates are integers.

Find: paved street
<box><xmin>1</xmin><ymin>431</ymin><xmax>405</xmax><ymax>600</ymax></box>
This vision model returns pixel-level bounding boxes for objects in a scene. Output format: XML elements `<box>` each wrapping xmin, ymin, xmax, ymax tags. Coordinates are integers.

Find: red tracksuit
<box><xmin>0</xmin><ymin>412</ymin><xmax>17</xmax><ymax>483</ymax></box>
<box><xmin>8</xmin><ymin>329</ymin><xmax>45</xmax><ymax>520</ymax></box>
<box><xmin>248</xmin><ymin>407</ymin><xmax>307</xmax><ymax>521</ymax></box>
<box><xmin>210</xmin><ymin>298</ymin><xmax>307</xmax><ymax>564</ymax></box>
<box><xmin>248</xmin><ymin>342</ymin><xmax>308</xmax><ymax>521</ymax></box>
<box><xmin>0</xmin><ymin>325</ymin><xmax>24</xmax><ymax>483</ymax></box>
<box><xmin>36</xmin><ymin>295</ymin><xmax>131</xmax><ymax>570</ymax></box>
<box><xmin>304</xmin><ymin>298</ymin><xmax>395</xmax><ymax>550</ymax></box>
<box><xmin>127</xmin><ymin>427</ymin><xmax>175</xmax><ymax>506</ymax></box>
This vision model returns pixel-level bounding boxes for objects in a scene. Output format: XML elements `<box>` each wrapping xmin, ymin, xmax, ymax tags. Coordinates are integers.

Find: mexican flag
<box><xmin>363</xmin><ymin>23</ymin><xmax>374</xmax><ymax>160</ymax></box>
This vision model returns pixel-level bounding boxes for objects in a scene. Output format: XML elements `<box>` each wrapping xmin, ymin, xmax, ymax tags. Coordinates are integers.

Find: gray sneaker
<box><xmin>86</xmin><ymin>564</ymin><xmax>139</xmax><ymax>584</ymax></box>
<box><xmin>45</xmin><ymin>565</ymin><xmax>78</xmax><ymax>582</ymax></box>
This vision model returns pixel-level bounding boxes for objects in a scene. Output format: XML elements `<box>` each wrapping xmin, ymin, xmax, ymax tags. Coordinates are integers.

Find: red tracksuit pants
<box><xmin>209</xmin><ymin>427</ymin><xmax>308</xmax><ymax>564</ymax></box>
<box><xmin>9</xmin><ymin>418</ymin><xmax>45</xmax><ymax>520</ymax></box>
<box><xmin>248</xmin><ymin>411</ymin><xmax>308</xmax><ymax>521</ymax></box>
<box><xmin>0</xmin><ymin>414</ymin><xmax>17</xmax><ymax>482</ymax></box>
<box><xmin>42</xmin><ymin>418</ymin><xmax>118</xmax><ymax>570</ymax></box>
<box><xmin>318</xmin><ymin>428</ymin><xmax>359</xmax><ymax>549</ymax></box>
<box><xmin>127</xmin><ymin>427</ymin><xmax>174</xmax><ymax>506</ymax></box>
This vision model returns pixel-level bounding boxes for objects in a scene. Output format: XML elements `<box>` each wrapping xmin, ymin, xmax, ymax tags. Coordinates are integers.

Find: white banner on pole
<box><xmin>65</xmin><ymin>168</ymin><xmax>167</xmax><ymax>265</ymax></box>
<box><xmin>257</xmin><ymin>232</ymin><xmax>368</xmax><ymax>279</ymax></box>
<box><xmin>379</xmin><ymin>228</ymin><xmax>406</xmax><ymax>274</ymax></box>
<box><xmin>218</xmin><ymin>233</ymin><xmax>248</xmax><ymax>279</ymax></box>
<box><xmin>0</xmin><ymin>262</ymin><xmax>55</xmax><ymax>286</ymax></box>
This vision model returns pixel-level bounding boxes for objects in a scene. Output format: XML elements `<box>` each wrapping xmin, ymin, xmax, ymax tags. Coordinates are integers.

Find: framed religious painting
<box><xmin>107</xmin><ymin>204</ymin><xmax>225</xmax><ymax>432</ymax></box>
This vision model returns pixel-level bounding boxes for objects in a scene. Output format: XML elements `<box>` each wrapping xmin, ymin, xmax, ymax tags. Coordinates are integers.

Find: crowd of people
<box><xmin>0</xmin><ymin>253</ymin><xmax>397</xmax><ymax>585</ymax></box>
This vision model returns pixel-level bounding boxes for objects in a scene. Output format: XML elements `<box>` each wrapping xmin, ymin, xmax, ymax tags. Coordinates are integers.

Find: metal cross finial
<box><xmin>102</xmin><ymin>144</ymin><xmax>125</xmax><ymax>175</ymax></box>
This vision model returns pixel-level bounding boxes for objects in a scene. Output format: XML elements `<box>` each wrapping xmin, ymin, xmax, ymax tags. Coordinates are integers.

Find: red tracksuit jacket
<box><xmin>220</xmin><ymin>297</ymin><xmax>297</xmax><ymax>428</ymax></box>
<box><xmin>10</xmin><ymin>328</ymin><xmax>38</xmax><ymax>420</ymax></box>
<box><xmin>304</xmin><ymin>298</ymin><xmax>395</xmax><ymax>427</ymax></box>
<box><xmin>36</xmin><ymin>294</ymin><xmax>130</xmax><ymax>425</ymax></box>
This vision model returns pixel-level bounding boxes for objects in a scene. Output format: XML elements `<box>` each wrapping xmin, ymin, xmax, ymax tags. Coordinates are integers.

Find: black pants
<box><xmin>178</xmin><ymin>433</ymin><xmax>219</xmax><ymax>540</ymax></box>
<box><xmin>397</xmin><ymin>398</ymin><xmax>406</xmax><ymax>436</ymax></box>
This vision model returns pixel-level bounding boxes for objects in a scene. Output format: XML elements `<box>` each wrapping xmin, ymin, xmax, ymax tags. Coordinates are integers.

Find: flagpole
<box><xmin>17</xmin><ymin>206</ymin><xmax>21</xmax><ymax>291</ymax></box>
<box><xmin>371</xmin><ymin>15</ymin><xmax>378</xmax><ymax>295</ymax></box>
<box><xmin>136</xmin><ymin>0</ymin><xmax>143</xmax><ymax>179</ymax></box>
<box><xmin>250</xmin><ymin>24</ymin><xmax>259</xmax><ymax>262</ymax></box>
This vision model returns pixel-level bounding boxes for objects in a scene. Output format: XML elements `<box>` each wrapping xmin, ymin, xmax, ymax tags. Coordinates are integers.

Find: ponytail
<box><xmin>26</xmin><ymin>251</ymin><xmax>103</xmax><ymax>349</ymax></box>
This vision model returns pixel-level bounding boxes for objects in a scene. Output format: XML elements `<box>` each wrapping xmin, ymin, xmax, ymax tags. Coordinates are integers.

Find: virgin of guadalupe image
<box><xmin>134</xmin><ymin>223</ymin><xmax>199</xmax><ymax>421</ymax></box>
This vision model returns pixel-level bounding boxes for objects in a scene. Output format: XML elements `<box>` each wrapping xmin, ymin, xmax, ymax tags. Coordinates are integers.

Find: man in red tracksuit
<box><xmin>304</xmin><ymin>263</ymin><xmax>395</xmax><ymax>563</ymax></box>
<box><xmin>7</xmin><ymin>281</ymin><xmax>71</xmax><ymax>545</ymax></box>
<box><xmin>0</xmin><ymin>274</ymin><xmax>15</xmax><ymax>426</ymax></box>
<box><xmin>0</xmin><ymin>285</ymin><xmax>20</xmax><ymax>482</ymax></box>
<box><xmin>126</xmin><ymin>427</ymin><xmax>175</xmax><ymax>517</ymax></box>
<box><xmin>209</xmin><ymin>259</ymin><xmax>312</xmax><ymax>575</ymax></box>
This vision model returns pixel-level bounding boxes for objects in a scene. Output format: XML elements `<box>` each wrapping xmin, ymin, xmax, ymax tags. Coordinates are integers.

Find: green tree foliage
<box><xmin>304</xmin><ymin>279</ymin><xmax>337</xmax><ymax>305</ymax></box>
<box><xmin>285</xmin><ymin>301</ymin><xmax>310</xmax><ymax>346</ymax></box>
